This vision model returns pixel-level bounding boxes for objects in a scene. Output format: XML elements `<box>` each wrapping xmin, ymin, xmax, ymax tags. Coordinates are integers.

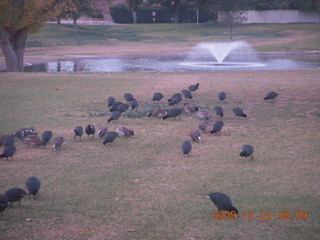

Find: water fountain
<box><xmin>179</xmin><ymin>40</ymin><xmax>266</xmax><ymax>69</ymax></box>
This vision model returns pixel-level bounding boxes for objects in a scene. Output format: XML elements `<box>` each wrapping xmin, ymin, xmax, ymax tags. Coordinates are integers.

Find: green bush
<box><xmin>109</xmin><ymin>3</ymin><xmax>133</xmax><ymax>23</ymax></box>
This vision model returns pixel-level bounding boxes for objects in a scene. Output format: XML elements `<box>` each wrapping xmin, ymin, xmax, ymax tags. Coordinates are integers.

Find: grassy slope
<box><xmin>0</xmin><ymin>69</ymin><xmax>319</xmax><ymax>239</ymax></box>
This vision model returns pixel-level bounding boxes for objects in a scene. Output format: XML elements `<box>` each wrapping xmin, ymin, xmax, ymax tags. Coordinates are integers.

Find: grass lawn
<box><xmin>0</xmin><ymin>69</ymin><xmax>319</xmax><ymax>240</ymax></box>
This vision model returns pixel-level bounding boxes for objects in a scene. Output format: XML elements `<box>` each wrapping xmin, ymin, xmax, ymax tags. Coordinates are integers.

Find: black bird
<box><xmin>4</xmin><ymin>188</ymin><xmax>27</xmax><ymax>206</ymax></box>
<box><xmin>162</xmin><ymin>108</ymin><xmax>182</xmax><ymax>120</ymax></box>
<box><xmin>181</xmin><ymin>141</ymin><xmax>192</xmax><ymax>156</ymax></box>
<box><xmin>168</xmin><ymin>95</ymin><xmax>182</xmax><ymax>106</ymax></box>
<box><xmin>116</xmin><ymin>103</ymin><xmax>129</xmax><ymax>112</ymax></box>
<box><xmin>103</xmin><ymin>131</ymin><xmax>118</xmax><ymax>145</ymax></box>
<box><xmin>107</xmin><ymin>96</ymin><xmax>116</xmax><ymax>107</ymax></box>
<box><xmin>85</xmin><ymin>125</ymin><xmax>96</xmax><ymax>139</ymax></box>
<box><xmin>109</xmin><ymin>101</ymin><xmax>123</xmax><ymax>112</ymax></box>
<box><xmin>233</xmin><ymin>107</ymin><xmax>247</xmax><ymax>118</ymax></box>
<box><xmin>218</xmin><ymin>92</ymin><xmax>227</xmax><ymax>102</ymax></box>
<box><xmin>116</xmin><ymin>126</ymin><xmax>134</xmax><ymax>137</ymax></box>
<box><xmin>206</xmin><ymin>192</ymin><xmax>238</xmax><ymax>214</ymax></box>
<box><xmin>0</xmin><ymin>194</ymin><xmax>8</xmax><ymax>214</ymax></box>
<box><xmin>214</xmin><ymin>106</ymin><xmax>224</xmax><ymax>117</ymax></box>
<box><xmin>189</xmin><ymin>129</ymin><xmax>201</xmax><ymax>143</ymax></box>
<box><xmin>97</xmin><ymin>127</ymin><xmax>108</xmax><ymax>138</ymax></box>
<box><xmin>0</xmin><ymin>144</ymin><xmax>17</xmax><ymax>160</ymax></box>
<box><xmin>74</xmin><ymin>126</ymin><xmax>84</xmax><ymax>140</ymax></box>
<box><xmin>240</xmin><ymin>144</ymin><xmax>254</xmax><ymax>159</ymax></box>
<box><xmin>152</xmin><ymin>92</ymin><xmax>164</xmax><ymax>102</ymax></box>
<box><xmin>25</xmin><ymin>176</ymin><xmax>41</xmax><ymax>197</ymax></box>
<box><xmin>42</xmin><ymin>130</ymin><xmax>53</xmax><ymax>144</ymax></box>
<box><xmin>124</xmin><ymin>93</ymin><xmax>135</xmax><ymax>102</ymax></box>
<box><xmin>53</xmin><ymin>136</ymin><xmax>65</xmax><ymax>151</ymax></box>
<box><xmin>129</xmin><ymin>99</ymin><xmax>139</xmax><ymax>110</ymax></box>
<box><xmin>264</xmin><ymin>91</ymin><xmax>279</xmax><ymax>101</ymax></box>
<box><xmin>0</xmin><ymin>134</ymin><xmax>14</xmax><ymax>146</ymax></box>
<box><xmin>107</xmin><ymin>111</ymin><xmax>121</xmax><ymax>123</ymax></box>
<box><xmin>188</xmin><ymin>83</ymin><xmax>199</xmax><ymax>92</ymax></box>
<box><xmin>183</xmin><ymin>102</ymin><xmax>199</xmax><ymax>113</ymax></box>
<box><xmin>210</xmin><ymin>120</ymin><xmax>224</xmax><ymax>134</ymax></box>
<box><xmin>181</xmin><ymin>89</ymin><xmax>193</xmax><ymax>99</ymax></box>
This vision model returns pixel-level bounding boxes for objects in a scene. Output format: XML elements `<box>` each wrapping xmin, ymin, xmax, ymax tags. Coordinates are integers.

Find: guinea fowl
<box><xmin>240</xmin><ymin>144</ymin><xmax>254</xmax><ymax>159</ymax></box>
<box><xmin>53</xmin><ymin>136</ymin><xmax>65</xmax><ymax>151</ymax></box>
<box><xmin>189</xmin><ymin>129</ymin><xmax>201</xmax><ymax>143</ymax></box>
<box><xmin>107</xmin><ymin>96</ymin><xmax>116</xmax><ymax>107</ymax></box>
<box><xmin>152</xmin><ymin>92</ymin><xmax>164</xmax><ymax>102</ymax></box>
<box><xmin>210</xmin><ymin>121</ymin><xmax>224</xmax><ymax>134</ymax></box>
<box><xmin>206</xmin><ymin>192</ymin><xmax>238</xmax><ymax>214</ymax></box>
<box><xmin>103</xmin><ymin>131</ymin><xmax>118</xmax><ymax>145</ymax></box>
<box><xmin>85</xmin><ymin>125</ymin><xmax>96</xmax><ymax>139</ymax></box>
<box><xmin>4</xmin><ymin>188</ymin><xmax>27</xmax><ymax>206</ymax></box>
<box><xmin>107</xmin><ymin>111</ymin><xmax>121</xmax><ymax>123</ymax></box>
<box><xmin>0</xmin><ymin>194</ymin><xmax>8</xmax><ymax>214</ymax></box>
<box><xmin>124</xmin><ymin>93</ymin><xmax>135</xmax><ymax>102</ymax></box>
<box><xmin>162</xmin><ymin>108</ymin><xmax>182</xmax><ymax>120</ymax></box>
<box><xmin>0</xmin><ymin>144</ymin><xmax>17</xmax><ymax>160</ymax></box>
<box><xmin>42</xmin><ymin>130</ymin><xmax>53</xmax><ymax>144</ymax></box>
<box><xmin>218</xmin><ymin>92</ymin><xmax>227</xmax><ymax>102</ymax></box>
<box><xmin>74</xmin><ymin>126</ymin><xmax>84</xmax><ymax>140</ymax></box>
<box><xmin>188</xmin><ymin>83</ymin><xmax>199</xmax><ymax>92</ymax></box>
<box><xmin>233</xmin><ymin>107</ymin><xmax>247</xmax><ymax>118</ymax></box>
<box><xmin>214</xmin><ymin>106</ymin><xmax>224</xmax><ymax>117</ymax></box>
<box><xmin>198</xmin><ymin>120</ymin><xmax>213</xmax><ymax>132</ymax></box>
<box><xmin>25</xmin><ymin>176</ymin><xmax>41</xmax><ymax>197</ymax></box>
<box><xmin>181</xmin><ymin>89</ymin><xmax>193</xmax><ymax>99</ymax></box>
<box><xmin>264</xmin><ymin>91</ymin><xmax>279</xmax><ymax>101</ymax></box>
<box><xmin>97</xmin><ymin>127</ymin><xmax>108</xmax><ymax>138</ymax></box>
<box><xmin>181</xmin><ymin>141</ymin><xmax>192</xmax><ymax>156</ymax></box>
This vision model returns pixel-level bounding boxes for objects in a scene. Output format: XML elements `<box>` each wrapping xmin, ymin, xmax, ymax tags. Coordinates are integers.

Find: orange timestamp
<box><xmin>211</xmin><ymin>210</ymin><xmax>309</xmax><ymax>220</ymax></box>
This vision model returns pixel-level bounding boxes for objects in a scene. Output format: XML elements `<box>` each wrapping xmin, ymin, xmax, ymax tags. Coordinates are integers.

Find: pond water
<box><xmin>23</xmin><ymin>52</ymin><xmax>319</xmax><ymax>73</ymax></box>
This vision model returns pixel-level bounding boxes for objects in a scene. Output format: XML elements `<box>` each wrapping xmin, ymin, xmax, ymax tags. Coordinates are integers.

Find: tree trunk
<box><xmin>57</xmin><ymin>16</ymin><xmax>61</xmax><ymax>24</ymax></box>
<box><xmin>229</xmin><ymin>23</ymin><xmax>233</xmax><ymax>41</ymax></box>
<box><xmin>173</xmin><ymin>8</ymin><xmax>179</xmax><ymax>23</ymax></box>
<box><xmin>132</xmin><ymin>10</ymin><xmax>137</xmax><ymax>24</ymax></box>
<box><xmin>73</xmin><ymin>17</ymin><xmax>78</xmax><ymax>32</ymax></box>
<box><xmin>0</xmin><ymin>26</ymin><xmax>28</xmax><ymax>72</ymax></box>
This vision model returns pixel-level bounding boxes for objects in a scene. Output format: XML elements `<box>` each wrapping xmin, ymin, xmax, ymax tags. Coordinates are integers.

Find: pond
<box><xmin>23</xmin><ymin>52</ymin><xmax>320</xmax><ymax>73</ymax></box>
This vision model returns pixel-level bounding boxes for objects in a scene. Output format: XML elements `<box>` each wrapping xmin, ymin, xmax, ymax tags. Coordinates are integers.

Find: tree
<box><xmin>205</xmin><ymin>0</ymin><xmax>248</xmax><ymax>40</ymax></box>
<box><xmin>58</xmin><ymin>0</ymin><xmax>101</xmax><ymax>32</ymax></box>
<box><xmin>126</xmin><ymin>0</ymin><xmax>143</xmax><ymax>24</ymax></box>
<box><xmin>0</xmin><ymin>0</ymin><xmax>66</xmax><ymax>72</ymax></box>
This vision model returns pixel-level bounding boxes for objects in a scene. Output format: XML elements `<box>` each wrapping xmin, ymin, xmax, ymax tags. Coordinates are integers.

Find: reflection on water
<box><xmin>23</xmin><ymin>54</ymin><xmax>319</xmax><ymax>73</ymax></box>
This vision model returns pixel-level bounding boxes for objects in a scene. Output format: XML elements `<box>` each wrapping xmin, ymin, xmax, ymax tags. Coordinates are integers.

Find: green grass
<box><xmin>0</xmin><ymin>69</ymin><xmax>319</xmax><ymax>239</ymax></box>
<box><xmin>25</xmin><ymin>22</ymin><xmax>320</xmax><ymax>51</ymax></box>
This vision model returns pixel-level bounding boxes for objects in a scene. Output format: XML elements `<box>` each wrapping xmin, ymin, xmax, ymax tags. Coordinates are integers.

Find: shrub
<box><xmin>110</xmin><ymin>3</ymin><xmax>133</xmax><ymax>24</ymax></box>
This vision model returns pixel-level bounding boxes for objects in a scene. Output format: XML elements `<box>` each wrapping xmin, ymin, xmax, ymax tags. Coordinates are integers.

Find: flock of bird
<box><xmin>0</xmin><ymin>82</ymin><xmax>279</xmax><ymax>216</ymax></box>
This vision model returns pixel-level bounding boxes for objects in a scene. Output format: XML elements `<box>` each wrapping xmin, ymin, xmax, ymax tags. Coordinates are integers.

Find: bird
<box><xmin>107</xmin><ymin>96</ymin><xmax>116</xmax><ymax>107</ymax></box>
<box><xmin>181</xmin><ymin>89</ymin><xmax>193</xmax><ymax>99</ymax></box>
<box><xmin>188</xmin><ymin>83</ymin><xmax>199</xmax><ymax>92</ymax></box>
<box><xmin>210</xmin><ymin>120</ymin><xmax>224</xmax><ymax>135</ymax></box>
<box><xmin>129</xmin><ymin>99</ymin><xmax>139</xmax><ymax>110</ymax></box>
<box><xmin>0</xmin><ymin>194</ymin><xmax>8</xmax><ymax>214</ymax></box>
<box><xmin>206</xmin><ymin>192</ymin><xmax>238</xmax><ymax>214</ymax></box>
<box><xmin>214</xmin><ymin>106</ymin><xmax>224</xmax><ymax>117</ymax></box>
<box><xmin>85</xmin><ymin>124</ymin><xmax>96</xmax><ymax>139</ymax></box>
<box><xmin>183</xmin><ymin>102</ymin><xmax>199</xmax><ymax>113</ymax></box>
<box><xmin>23</xmin><ymin>134</ymin><xmax>46</xmax><ymax>147</ymax></box>
<box><xmin>13</xmin><ymin>127</ymin><xmax>35</xmax><ymax>139</ymax></box>
<box><xmin>189</xmin><ymin>129</ymin><xmax>201</xmax><ymax>143</ymax></box>
<box><xmin>264</xmin><ymin>91</ymin><xmax>278</xmax><ymax>101</ymax></box>
<box><xmin>240</xmin><ymin>144</ymin><xmax>254</xmax><ymax>159</ymax></box>
<box><xmin>198</xmin><ymin>120</ymin><xmax>214</xmax><ymax>132</ymax></box>
<box><xmin>218</xmin><ymin>92</ymin><xmax>227</xmax><ymax>102</ymax></box>
<box><xmin>53</xmin><ymin>136</ymin><xmax>65</xmax><ymax>151</ymax></box>
<box><xmin>4</xmin><ymin>188</ymin><xmax>27</xmax><ymax>206</ymax></box>
<box><xmin>25</xmin><ymin>176</ymin><xmax>41</xmax><ymax>197</ymax></box>
<box><xmin>147</xmin><ymin>108</ymin><xmax>167</xmax><ymax>118</ymax></box>
<box><xmin>181</xmin><ymin>141</ymin><xmax>192</xmax><ymax>156</ymax></box>
<box><xmin>124</xmin><ymin>92</ymin><xmax>135</xmax><ymax>102</ymax></box>
<box><xmin>42</xmin><ymin>130</ymin><xmax>53</xmax><ymax>144</ymax></box>
<box><xmin>0</xmin><ymin>144</ymin><xmax>17</xmax><ymax>160</ymax></box>
<box><xmin>116</xmin><ymin>103</ymin><xmax>129</xmax><ymax>112</ymax></box>
<box><xmin>152</xmin><ymin>92</ymin><xmax>164</xmax><ymax>102</ymax></box>
<box><xmin>116</xmin><ymin>126</ymin><xmax>134</xmax><ymax>137</ymax></box>
<box><xmin>97</xmin><ymin>127</ymin><xmax>108</xmax><ymax>138</ymax></box>
<box><xmin>0</xmin><ymin>134</ymin><xmax>14</xmax><ymax>146</ymax></box>
<box><xmin>103</xmin><ymin>131</ymin><xmax>118</xmax><ymax>145</ymax></box>
<box><xmin>233</xmin><ymin>107</ymin><xmax>247</xmax><ymax>118</ymax></box>
<box><xmin>109</xmin><ymin>101</ymin><xmax>123</xmax><ymax>112</ymax></box>
<box><xmin>168</xmin><ymin>95</ymin><xmax>182</xmax><ymax>106</ymax></box>
<box><xmin>162</xmin><ymin>108</ymin><xmax>182</xmax><ymax>120</ymax></box>
<box><xmin>74</xmin><ymin>126</ymin><xmax>84</xmax><ymax>140</ymax></box>
<box><xmin>196</xmin><ymin>110</ymin><xmax>212</xmax><ymax>120</ymax></box>
<box><xmin>107</xmin><ymin>111</ymin><xmax>121</xmax><ymax>123</ymax></box>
